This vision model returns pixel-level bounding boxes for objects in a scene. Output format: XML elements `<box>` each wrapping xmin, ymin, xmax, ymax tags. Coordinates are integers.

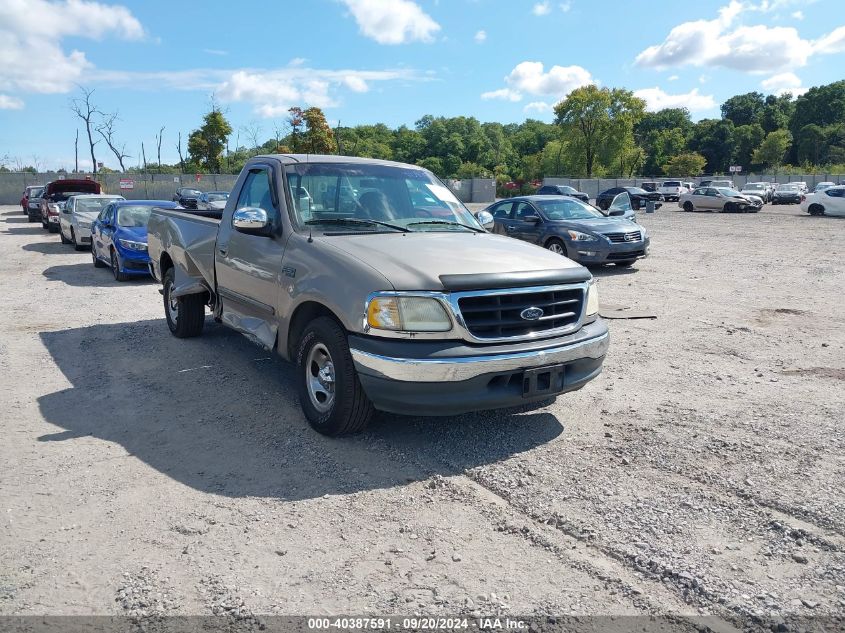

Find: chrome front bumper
<box><xmin>350</xmin><ymin>331</ymin><xmax>609</xmax><ymax>383</ymax></box>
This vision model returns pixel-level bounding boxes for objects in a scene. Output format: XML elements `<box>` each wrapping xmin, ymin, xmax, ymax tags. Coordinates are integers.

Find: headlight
<box><xmin>586</xmin><ymin>282</ymin><xmax>599</xmax><ymax>316</ymax></box>
<box><xmin>78</xmin><ymin>221</ymin><xmax>91</xmax><ymax>229</ymax></box>
<box><xmin>118</xmin><ymin>239</ymin><xmax>147</xmax><ymax>251</ymax></box>
<box><xmin>567</xmin><ymin>230</ymin><xmax>597</xmax><ymax>242</ymax></box>
<box><xmin>366</xmin><ymin>295</ymin><xmax>451</xmax><ymax>332</ymax></box>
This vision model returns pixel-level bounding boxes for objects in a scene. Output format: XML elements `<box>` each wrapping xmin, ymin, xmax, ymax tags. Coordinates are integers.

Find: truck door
<box><xmin>215</xmin><ymin>165</ymin><xmax>287</xmax><ymax>348</ymax></box>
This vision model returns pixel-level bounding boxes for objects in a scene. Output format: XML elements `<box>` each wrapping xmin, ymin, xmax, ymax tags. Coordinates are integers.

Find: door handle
<box><xmin>218</xmin><ymin>247</ymin><xmax>228</xmax><ymax>256</ymax></box>
<box><xmin>505</xmin><ymin>225</ymin><xmax>515</xmax><ymax>231</ymax></box>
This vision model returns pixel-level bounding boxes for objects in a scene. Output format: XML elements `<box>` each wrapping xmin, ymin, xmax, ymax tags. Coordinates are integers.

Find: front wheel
<box><xmin>111</xmin><ymin>250</ymin><xmax>128</xmax><ymax>282</ymax></box>
<box><xmin>60</xmin><ymin>227</ymin><xmax>70</xmax><ymax>244</ymax></box>
<box><xmin>72</xmin><ymin>229</ymin><xmax>85</xmax><ymax>251</ymax></box>
<box><xmin>92</xmin><ymin>244</ymin><xmax>104</xmax><ymax>267</ymax></box>
<box><xmin>546</xmin><ymin>238</ymin><xmax>566</xmax><ymax>256</ymax></box>
<box><xmin>163</xmin><ymin>268</ymin><xmax>205</xmax><ymax>338</ymax></box>
<box><xmin>296</xmin><ymin>316</ymin><xmax>373</xmax><ymax>436</ymax></box>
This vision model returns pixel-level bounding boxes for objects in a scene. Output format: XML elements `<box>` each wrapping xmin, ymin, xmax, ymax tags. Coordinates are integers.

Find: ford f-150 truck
<box><xmin>147</xmin><ymin>155</ymin><xmax>609</xmax><ymax>436</ymax></box>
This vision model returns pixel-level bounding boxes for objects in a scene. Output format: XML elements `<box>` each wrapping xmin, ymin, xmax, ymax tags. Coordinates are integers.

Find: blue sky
<box><xmin>1</xmin><ymin>0</ymin><xmax>843</xmax><ymax>170</ymax></box>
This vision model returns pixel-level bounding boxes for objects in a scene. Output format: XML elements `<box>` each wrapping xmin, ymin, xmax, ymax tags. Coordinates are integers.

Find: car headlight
<box><xmin>118</xmin><ymin>239</ymin><xmax>147</xmax><ymax>251</ymax></box>
<box><xmin>567</xmin><ymin>230</ymin><xmax>597</xmax><ymax>242</ymax></box>
<box><xmin>78</xmin><ymin>221</ymin><xmax>91</xmax><ymax>229</ymax></box>
<box><xmin>366</xmin><ymin>295</ymin><xmax>452</xmax><ymax>332</ymax></box>
<box><xmin>585</xmin><ymin>281</ymin><xmax>599</xmax><ymax>316</ymax></box>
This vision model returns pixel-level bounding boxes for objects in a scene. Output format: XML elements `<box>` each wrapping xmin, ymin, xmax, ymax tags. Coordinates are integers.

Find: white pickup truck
<box><xmin>657</xmin><ymin>180</ymin><xmax>686</xmax><ymax>202</ymax></box>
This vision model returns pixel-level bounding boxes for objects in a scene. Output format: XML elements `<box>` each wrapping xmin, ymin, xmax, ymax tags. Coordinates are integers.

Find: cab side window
<box><xmin>514</xmin><ymin>202</ymin><xmax>536</xmax><ymax>220</ymax></box>
<box><xmin>491</xmin><ymin>202</ymin><xmax>513</xmax><ymax>219</ymax></box>
<box><xmin>236</xmin><ymin>169</ymin><xmax>277</xmax><ymax>220</ymax></box>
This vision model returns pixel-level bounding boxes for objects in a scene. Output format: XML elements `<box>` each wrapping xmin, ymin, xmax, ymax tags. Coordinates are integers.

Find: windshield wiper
<box><xmin>405</xmin><ymin>219</ymin><xmax>483</xmax><ymax>233</ymax></box>
<box><xmin>304</xmin><ymin>218</ymin><xmax>409</xmax><ymax>233</ymax></box>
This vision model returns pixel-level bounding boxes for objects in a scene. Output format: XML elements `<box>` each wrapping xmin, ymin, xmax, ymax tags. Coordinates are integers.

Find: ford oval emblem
<box><xmin>520</xmin><ymin>307</ymin><xmax>544</xmax><ymax>321</ymax></box>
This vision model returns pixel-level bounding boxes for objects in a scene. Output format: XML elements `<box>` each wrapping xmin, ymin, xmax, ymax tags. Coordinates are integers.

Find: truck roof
<box><xmin>249</xmin><ymin>154</ymin><xmax>428</xmax><ymax>170</ymax></box>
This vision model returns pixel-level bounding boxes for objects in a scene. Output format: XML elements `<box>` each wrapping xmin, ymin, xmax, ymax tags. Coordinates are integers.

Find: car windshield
<box><xmin>743</xmin><ymin>184</ymin><xmax>764</xmax><ymax>190</ymax></box>
<box><xmin>30</xmin><ymin>187</ymin><xmax>44</xmax><ymax>197</ymax></box>
<box><xmin>558</xmin><ymin>186</ymin><xmax>577</xmax><ymax>194</ymax></box>
<box><xmin>207</xmin><ymin>193</ymin><xmax>228</xmax><ymax>202</ymax></box>
<box><xmin>777</xmin><ymin>184</ymin><xmax>798</xmax><ymax>191</ymax></box>
<box><xmin>537</xmin><ymin>198</ymin><xmax>603</xmax><ymax>220</ymax></box>
<box><xmin>284</xmin><ymin>163</ymin><xmax>481</xmax><ymax>232</ymax></box>
<box><xmin>116</xmin><ymin>205</ymin><xmax>152</xmax><ymax>227</ymax></box>
<box><xmin>625</xmin><ymin>187</ymin><xmax>648</xmax><ymax>195</ymax></box>
<box><xmin>181</xmin><ymin>189</ymin><xmax>202</xmax><ymax>197</ymax></box>
<box><xmin>717</xmin><ymin>188</ymin><xmax>743</xmax><ymax>196</ymax></box>
<box><xmin>77</xmin><ymin>198</ymin><xmax>120</xmax><ymax>213</ymax></box>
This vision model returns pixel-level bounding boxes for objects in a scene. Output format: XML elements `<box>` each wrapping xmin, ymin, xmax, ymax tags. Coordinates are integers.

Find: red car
<box><xmin>21</xmin><ymin>185</ymin><xmax>45</xmax><ymax>218</ymax></box>
<box><xmin>40</xmin><ymin>178</ymin><xmax>101</xmax><ymax>232</ymax></box>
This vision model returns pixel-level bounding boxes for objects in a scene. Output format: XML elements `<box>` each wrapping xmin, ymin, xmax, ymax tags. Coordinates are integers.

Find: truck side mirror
<box><xmin>474</xmin><ymin>210</ymin><xmax>495</xmax><ymax>231</ymax></box>
<box><xmin>233</xmin><ymin>207</ymin><xmax>272</xmax><ymax>236</ymax></box>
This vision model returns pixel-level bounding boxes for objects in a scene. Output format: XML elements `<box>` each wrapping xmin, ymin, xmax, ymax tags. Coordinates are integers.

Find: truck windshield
<box><xmin>284</xmin><ymin>163</ymin><xmax>481</xmax><ymax>232</ymax></box>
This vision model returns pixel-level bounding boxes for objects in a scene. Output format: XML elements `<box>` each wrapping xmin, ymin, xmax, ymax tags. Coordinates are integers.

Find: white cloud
<box><xmin>216</xmin><ymin>67</ymin><xmax>421</xmax><ymax>117</ymax></box>
<box><xmin>474</xmin><ymin>30</ymin><xmax>487</xmax><ymax>43</ymax></box>
<box><xmin>482</xmin><ymin>61</ymin><xmax>593</xmax><ymax>103</ymax></box>
<box><xmin>481</xmin><ymin>88</ymin><xmax>522</xmax><ymax>102</ymax></box>
<box><xmin>760</xmin><ymin>71</ymin><xmax>807</xmax><ymax>96</ymax></box>
<box><xmin>339</xmin><ymin>0</ymin><xmax>440</xmax><ymax>44</ymax></box>
<box><xmin>524</xmin><ymin>101</ymin><xmax>553</xmax><ymax>113</ymax></box>
<box><xmin>532</xmin><ymin>1</ymin><xmax>551</xmax><ymax>15</ymax></box>
<box><xmin>791</xmin><ymin>10</ymin><xmax>803</xmax><ymax>19</ymax></box>
<box><xmin>0</xmin><ymin>0</ymin><xmax>144</xmax><ymax>101</ymax></box>
<box><xmin>633</xmin><ymin>87</ymin><xmax>717</xmax><ymax>112</ymax></box>
<box><xmin>0</xmin><ymin>94</ymin><xmax>25</xmax><ymax>109</ymax></box>
<box><xmin>203</xmin><ymin>48</ymin><xmax>228</xmax><ymax>56</ymax></box>
<box><xmin>667</xmin><ymin>74</ymin><xmax>679</xmax><ymax>81</ymax></box>
<box><xmin>559</xmin><ymin>1</ymin><xmax>572</xmax><ymax>12</ymax></box>
<box><xmin>634</xmin><ymin>0</ymin><xmax>842</xmax><ymax>74</ymax></box>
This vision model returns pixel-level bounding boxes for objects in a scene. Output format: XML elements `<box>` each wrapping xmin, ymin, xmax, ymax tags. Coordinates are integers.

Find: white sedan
<box><xmin>59</xmin><ymin>194</ymin><xmax>124</xmax><ymax>250</ymax></box>
<box><xmin>801</xmin><ymin>186</ymin><xmax>845</xmax><ymax>217</ymax></box>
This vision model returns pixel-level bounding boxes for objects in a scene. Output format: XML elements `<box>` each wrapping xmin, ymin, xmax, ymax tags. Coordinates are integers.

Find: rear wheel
<box><xmin>163</xmin><ymin>268</ymin><xmax>205</xmax><ymax>338</ymax></box>
<box><xmin>546</xmin><ymin>238</ymin><xmax>566</xmax><ymax>256</ymax></box>
<box><xmin>683</xmin><ymin>201</ymin><xmax>694</xmax><ymax>212</ymax></box>
<box><xmin>296</xmin><ymin>316</ymin><xmax>373</xmax><ymax>436</ymax></box>
<box><xmin>808</xmin><ymin>204</ymin><xmax>825</xmax><ymax>216</ymax></box>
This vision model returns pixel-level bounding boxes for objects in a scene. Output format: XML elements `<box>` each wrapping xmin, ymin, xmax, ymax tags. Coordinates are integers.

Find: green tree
<box><xmin>187</xmin><ymin>106</ymin><xmax>232</xmax><ymax>172</ymax></box>
<box><xmin>796</xmin><ymin>124</ymin><xmax>826</xmax><ymax>165</ymax></box>
<box><xmin>721</xmin><ymin>92</ymin><xmax>765</xmax><ymax>127</ymax></box>
<box><xmin>733</xmin><ymin>123</ymin><xmax>765</xmax><ymax>170</ymax></box>
<box><xmin>761</xmin><ymin>93</ymin><xmax>795</xmax><ymax>133</ymax></box>
<box><xmin>302</xmin><ymin>107</ymin><xmax>337</xmax><ymax>154</ymax></box>
<box><xmin>753</xmin><ymin>130</ymin><xmax>793</xmax><ymax>169</ymax></box>
<box><xmin>416</xmin><ymin>156</ymin><xmax>444</xmax><ymax>176</ymax></box>
<box><xmin>662</xmin><ymin>152</ymin><xmax>706</xmax><ymax>176</ymax></box>
<box><xmin>635</xmin><ymin>108</ymin><xmax>692</xmax><ymax>174</ymax></box>
<box><xmin>553</xmin><ymin>85</ymin><xmax>645</xmax><ymax>177</ymax></box>
<box><xmin>688</xmin><ymin>119</ymin><xmax>735</xmax><ymax>173</ymax></box>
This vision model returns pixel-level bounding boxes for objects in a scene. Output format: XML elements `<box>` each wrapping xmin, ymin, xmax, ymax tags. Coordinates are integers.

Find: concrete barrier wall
<box><xmin>445</xmin><ymin>178</ymin><xmax>496</xmax><ymax>203</ymax></box>
<box><xmin>0</xmin><ymin>173</ymin><xmax>240</xmax><ymax>205</ymax></box>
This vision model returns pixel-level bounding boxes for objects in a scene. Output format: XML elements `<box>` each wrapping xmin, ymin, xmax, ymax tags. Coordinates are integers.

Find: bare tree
<box><xmin>31</xmin><ymin>155</ymin><xmax>43</xmax><ymax>173</ymax></box>
<box><xmin>70</xmin><ymin>86</ymin><xmax>100</xmax><ymax>175</ymax></box>
<box><xmin>74</xmin><ymin>129</ymin><xmax>79</xmax><ymax>173</ymax></box>
<box><xmin>176</xmin><ymin>131</ymin><xmax>185</xmax><ymax>172</ymax></box>
<box><xmin>155</xmin><ymin>126</ymin><xmax>165</xmax><ymax>172</ymax></box>
<box><xmin>141</xmin><ymin>142</ymin><xmax>148</xmax><ymax>173</ymax></box>
<box><xmin>241</xmin><ymin>121</ymin><xmax>263</xmax><ymax>150</ymax></box>
<box><xmin>96</xmin><ymin>112</ymin><xmax>131</xmax><ymax>172</ymax></box>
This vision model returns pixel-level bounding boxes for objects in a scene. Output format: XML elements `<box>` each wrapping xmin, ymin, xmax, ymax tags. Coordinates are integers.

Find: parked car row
<box><xmin>172</xmin><ymin>187</ymin><xmax>230</xmax><ymax>214</ymax></box>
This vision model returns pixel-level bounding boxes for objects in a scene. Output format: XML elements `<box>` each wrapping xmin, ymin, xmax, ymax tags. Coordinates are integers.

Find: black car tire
<box><xmin>60</xmin><ymin>227</ymin><xmax>70</xmax><ymax>244</ymax></box>
<box><xmin>92</xmin><ymin>245</ymin><xmax>104</xmax><ymax>268</ymax></box>
<box><xmin>27</xmin><ymin>214</ymin><xmax>35</xmax><ymax>223</ymax></box>
<box><xmin>296</xmin><ymin>316</ymin><xmax>373</xmax><ymax>437</ymax></box>
<box><xmin>615</xmin><ymin>260</ymin><xmax>636</xmax><ymax>268</ymax></box>
<box><xmin>598</xmin><ymin>199</ymin><xmax>610</xmax><ymax>211</ymax></box>
<box><xmin>111</xmin><ymin>249</ymin><xmax>128</xmax><ymax>282</ymax></box>
<box><xmin>163</xmin><ymin>268</ymin><xmax>205</xmax><ymax>338</ymax></box>
<box><xmin>546</xmin><ymin>238</ymin><xmax>566</xmax><ymax>256</ymax></box>
<box><xmin>722</xmin><ymin>202</ymin><xmax>736</xmax><ymax>213</ymax></box>
<box><xmin>72</xmin><ymin>229</ymin><xmax>86</xmax><ymax>251</ymax></box>
<box><xmin>41</xmin><ymin>218</ymin><xmax>48</xmax><ymax>230</ymax></box>
<box><xmin>808</xmin><ymin>204</ymin><xmax>825</xmax><ymax>216</ymax></box>
<box><xmin>683</xmin><ymin>201</ymin><xmax>694</xmax><ymax>212</ymax></box>
<box><xmin>632</xmin><ymin>199</ymin><xmax>641</xmax><ymax>210</ymax></box>
<box><xmin>48</xmin><ymin>223</ymin><xmax>58</xmax><ymax>233</ymax></box>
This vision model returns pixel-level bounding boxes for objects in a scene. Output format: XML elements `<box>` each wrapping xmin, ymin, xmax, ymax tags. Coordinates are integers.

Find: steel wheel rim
<box><xmin>548</xmin><ymin>242</ymin><xmax>564</xmax><ymax>254</ymax></box>
<box><xmin>166</xmin><ymin>282</ymin><xmax>179</xmax><ymax>323</ymax></box>
<box><xmin>306</xmin><ymin>343</ymin><xmax>335</xmax><ymax>413</ymax></box>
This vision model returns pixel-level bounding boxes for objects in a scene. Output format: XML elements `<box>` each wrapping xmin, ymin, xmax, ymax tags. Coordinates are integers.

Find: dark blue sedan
<box><xmin>91</xmin><ymin>200</ymin><xmax>179</xmax><ymax>281</ymax></box>
<box><xmin>486</xmin><ymin>195</ymin><xmax>650</xmax><ymax>267</ymax></box>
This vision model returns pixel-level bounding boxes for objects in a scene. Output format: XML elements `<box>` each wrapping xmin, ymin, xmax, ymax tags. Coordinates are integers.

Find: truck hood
<box><xmin>319</xmin><ymin>231</ymin><xmax>590</xmax><ymax>291</ymax></box>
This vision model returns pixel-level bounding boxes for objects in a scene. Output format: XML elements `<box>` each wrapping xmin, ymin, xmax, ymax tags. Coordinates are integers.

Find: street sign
<box><xmin>729</xmin><ymin>165</ymin><xmax>742</xmax><ymax>173</ymax></box>
<box><xmin>119</xmin><ymin>178</ymin><xmax>134</xmax><ymax>190</ymax></box>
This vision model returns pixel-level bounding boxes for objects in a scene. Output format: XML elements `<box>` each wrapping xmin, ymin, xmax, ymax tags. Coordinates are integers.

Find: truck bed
<box><xmin>147</xmin><ymin>207</ymin><xmax>220</xmax><ymax>292</ymax></box>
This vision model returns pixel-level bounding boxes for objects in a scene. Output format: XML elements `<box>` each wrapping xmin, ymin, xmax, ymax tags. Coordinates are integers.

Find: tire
<box><xmin>808</xmin><ymin>204</ymin><xmax>825</xmax><ymax>216</ymax></box>
<box><xmin>615</xmin><ymin>260</ymin><xmax>636</xmax><ymax>268</ymax></box>
<box><xmin>683</xmin><ymin>201</ymin><xmax>694</xmax><ymax>212</ymax></box>
<box><xmin>296</xmin><ymin>316</ymin><xmax>373</xmax><ymax>436</ymax></box>
<box><xmin>163</xmin><ymin>267</ymin><xmax>205</xmax><ymax>338</ymax></box>
<box><xmin>546</xmin><ymin>238</ymin><xmax>566</xmax><ymax>256</ymax></box>
<box><xmin>60</xmin><ymin>227</ymin><xmax>70</xmax><ymax>244</ymax></box>
<box><xmin>598</xmin><ymin>200</ymin><xmax>609</xmax><ymax>211</ymax></box>
<box><xmin>632</xmin><ymin>199</ymin><xmax>641</xmax><ymax>210</ymax></box>
<box><xmin>92</xmin><ymin>244</ymin><xmax>104</xmax><ymax>268</ymax></box>
<box><xmin>27</xmin><ymin>214</ymin><xmax>35</xmax><ymax>223</ymax></box>
<box><xmin>722</xmin><ymin>202</ymin><xmax>735</xmax><ymax>213</ymax></box>
<box><xmin>72</xmin><ymin>229</ymin><xmax>85</xmax><ymax>251</ymax></box>
<box><xmin>41</xmin><ymin>219</ymin><xmax>48</xmax><ymax>230</ymax></box>
<box><xmin>111</xmin><ymin>249</ymin><xmax>128</xmax><ymax>282</ymax></box>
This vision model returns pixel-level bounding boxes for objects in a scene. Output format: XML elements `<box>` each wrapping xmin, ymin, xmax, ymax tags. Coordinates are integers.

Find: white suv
<box><xmin>59</xmin><ymin>194</ymin><xmax>124</xmax><ymax>250</ymax></box>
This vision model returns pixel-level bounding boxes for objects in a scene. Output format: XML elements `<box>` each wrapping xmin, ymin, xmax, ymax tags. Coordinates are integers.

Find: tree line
<box><xmin>4</xmin><ymin>81</ymin><xmax>845</xmax><ymax>193</ymax></box>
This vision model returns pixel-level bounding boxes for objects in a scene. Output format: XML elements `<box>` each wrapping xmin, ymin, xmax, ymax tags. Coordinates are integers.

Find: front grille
<box><xmin>608</xmin><ymin>250</ymin><xmax>644</xmax><ymax>260</ymax></box>
<box><xmin>458</xmin><ymin>287</ymin><xmax>583</xmax><ymax>339</ymax></box>
<box><xmin>124</xmin><ymin>260</ymin><xmax>149</xmax><ymax>270</ymax></box>
<box><xmin>604</xmin><ymin>231</ymin><xmax>642</xmax><ymax>243</ymax></box>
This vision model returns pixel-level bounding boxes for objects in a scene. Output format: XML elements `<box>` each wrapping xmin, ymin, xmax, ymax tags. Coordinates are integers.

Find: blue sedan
<box><xmin>91</xmin><ymin>200</ymin><xmax>179</xmax><ymax>281</ymax></box>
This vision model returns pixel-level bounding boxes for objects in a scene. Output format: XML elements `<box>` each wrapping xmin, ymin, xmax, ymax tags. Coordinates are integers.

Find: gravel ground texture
<box><xmin>0</xmin><ymin>202</ymin><xmax>843</xmax><ymax>630</ymax></box>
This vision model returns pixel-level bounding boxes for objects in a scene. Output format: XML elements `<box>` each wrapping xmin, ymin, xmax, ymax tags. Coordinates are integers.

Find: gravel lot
<box><xmin>1</xmin><ymin>202</ymin><xmax>843</xmax><ymax>628</ymax></box>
